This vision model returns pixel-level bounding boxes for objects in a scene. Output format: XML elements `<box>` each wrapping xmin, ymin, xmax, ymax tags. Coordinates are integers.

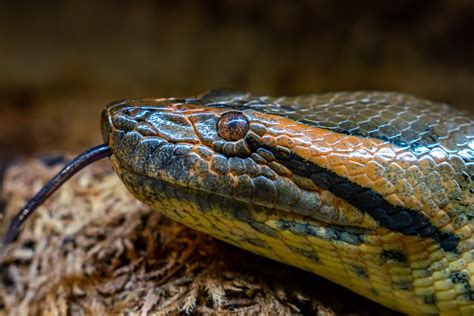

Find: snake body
<box><xmin>18</xmin><ymin>89</ymin><xmax>471</xmax><ymax>315</ymax></box>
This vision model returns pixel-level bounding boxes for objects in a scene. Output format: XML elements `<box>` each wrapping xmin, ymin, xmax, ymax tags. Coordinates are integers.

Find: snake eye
<box><xmin>217</xmin><ymin>112</ymin><xmax>249</xmax><ymax>141</ymax></box>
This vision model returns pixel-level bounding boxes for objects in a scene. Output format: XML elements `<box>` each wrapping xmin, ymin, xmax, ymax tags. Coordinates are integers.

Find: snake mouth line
<box><xmin>115</xmin><ymin>158</ymin><xmax>376</xmax><ymax>244</ymax></box>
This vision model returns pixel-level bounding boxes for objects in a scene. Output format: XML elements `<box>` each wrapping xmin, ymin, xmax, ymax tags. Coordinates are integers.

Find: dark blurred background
<box><xmin>0</xmin><ymin>0</ymin><xmax>473</xmax><ymax>163</ymax></box>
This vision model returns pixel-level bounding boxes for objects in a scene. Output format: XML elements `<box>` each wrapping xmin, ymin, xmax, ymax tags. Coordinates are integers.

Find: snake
<box><xmin>1</xmin><ymin>89</ymin><xmax>473</xmax><ymax>315</ymax></box>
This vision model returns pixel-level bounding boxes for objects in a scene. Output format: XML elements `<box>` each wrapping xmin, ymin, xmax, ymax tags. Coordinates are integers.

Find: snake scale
<box><xmin>1</xmin><ymin>89</ymin><xmax>473</xmax><ymax>315</ymax></box>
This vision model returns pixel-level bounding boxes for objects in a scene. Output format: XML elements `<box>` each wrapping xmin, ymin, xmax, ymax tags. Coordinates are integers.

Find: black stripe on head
<box><xmin>245</xmin><ymin>134</ymin><xmax>459</xmax><ymax>252</ymax></box>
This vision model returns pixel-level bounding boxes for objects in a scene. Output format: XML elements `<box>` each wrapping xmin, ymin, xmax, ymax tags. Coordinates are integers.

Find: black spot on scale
<box><xmin>423</xmin><ymin>295</ymin><xmax>436</xmax><ymax>305</ymax></box>
<box><xmin>439</xmin><ymin>235</ymin><xmax>460</xmax><ymax>253</ymax></box>
<box><xmin>249</xmin><ymin>222</ymin><xmax>279</xmax><ymax>238</ymax></box>
<box><xmin>275</xmin><ymin>220</ymin><xmax>367</xmax><ymax>245</ymax></box>
<box><xmin>247</xmin><ymin>140</ymin><xmax>460</xmax><ymax>253</ymax></box>
<box><xmin>380</xmin><ymin>250</ymin><xmax>407</xmax><ymax>263</ymax></box>
<box><xmin>393</xmin><ymin>280</ymin><xmax>413</xmax><ymax>291</ymax></box>
<box><xmin>288</xmin><ymin>246</ymin><xmax>320</xmax><ymax>263</ymax></box>
<box><xmin>450</xmin><ymin>271</ymin><xmax>474</xmax><ymax>300</ymax></box>
<box><xmin>246</xmin><ymin>238</ymin><xmax>268</xmax><ymax>248</ymax></box>
<box><xmin>370</xmin><ymin>288</ymin><xmax>380</xmax><ymax>297</ymax></box>
<box><xmin>451</xmin><ymin>271</ymin><xmax>468</xmax><ymax>283</ymax></box>
<box><xmin>351</xmin><ymin>265</ymin><xmax>368</xmax><ymax>279</ymax></box>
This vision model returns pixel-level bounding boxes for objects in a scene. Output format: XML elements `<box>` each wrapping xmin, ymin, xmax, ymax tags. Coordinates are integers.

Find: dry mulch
<box><xmin>0</xmin><ymin>157</ymin><xmax>399</xmax><ymax>315</ymax></box>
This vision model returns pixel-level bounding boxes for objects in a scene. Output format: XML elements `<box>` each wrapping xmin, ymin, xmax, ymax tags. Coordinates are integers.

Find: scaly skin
<box><xmin>101</xmin><ymin>90</ymin><xmax>473</xmax><ymax>315</ymax></box>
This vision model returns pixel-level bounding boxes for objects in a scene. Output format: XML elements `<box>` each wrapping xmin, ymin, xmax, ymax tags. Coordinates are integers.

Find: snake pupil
<box><xmin>217</xmin><ymin>112</ymin><xmax>249</xmax><ymax>141</ymax></box>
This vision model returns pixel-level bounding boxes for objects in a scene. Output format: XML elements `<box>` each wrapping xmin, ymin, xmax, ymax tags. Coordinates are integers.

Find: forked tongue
<box><xmin>0</xmin><ymin>144</ymin><xmax>111</xmax><ymax>262</ymax></box>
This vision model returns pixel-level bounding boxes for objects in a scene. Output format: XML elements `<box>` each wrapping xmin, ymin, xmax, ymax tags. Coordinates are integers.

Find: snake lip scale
<box><xmin>1</xmin><ymin>89</ymin><xmax>473</xmax><ymax>315</ymax></box>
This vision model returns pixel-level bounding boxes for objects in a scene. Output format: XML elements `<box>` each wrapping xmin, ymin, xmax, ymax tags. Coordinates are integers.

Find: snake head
<box><xmin>102</xmin><ymin>90</ymin><xmax>470</xmax><ymax>258</ymax></box>
<box><xmin>101</xmin><ymin>95</ymin><xmax>284</xmax><ymax>206</ymax></box>
<box><xmin>100</xmin><ymin>92</ymin><xmax>387</xmax><ymax>262</ymax></box>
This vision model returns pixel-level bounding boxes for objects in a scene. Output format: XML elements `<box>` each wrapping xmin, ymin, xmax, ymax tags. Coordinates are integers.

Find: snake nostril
<box><xmin>217</xmin><ymin>112</ymin><xmax>249</xmax><ymax>141</ymax></box>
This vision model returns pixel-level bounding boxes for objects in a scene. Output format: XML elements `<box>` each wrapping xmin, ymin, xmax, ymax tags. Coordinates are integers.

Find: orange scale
<box><xmin>385</xmin><ymin>193</ymin><xmax>405</xmax><ymax>208</ymax></box>
<box><xmin>455</xmin><ymin>225</ymin><xmax>472</xmax><ymax>240</ymax></box>
<box><xmin>372</xmin><ymin>178</ymin><xmax>397</xmax><ymax>196</ymax></box>
<box><xmin>414</xmin><ymin>184</ymin><xmax>432</xmax><ymax>204</ymax></box>
<box><xmin>431</xmin><ymin>211</ymin><xmax>451</xmax><ymax>228</ymax></box>
<box><xmin>261</xmin><ymin>135</ymin><xmax>277</xmax><ymax>147</ymax></box>
<box><xmin>322</xmin><ymin>132</ymin><xmax>347</xmax><ymax>145</ymax></box>
<box><xmin>350</xmin><ymin>174</ymin><xmax>374</xmax><ymax>188</ymax></box>
<box><xmin>313</xmin><ymin>156</ymin><xmax>330</xmax><ymax>169</ymax></box>
<box><xmin>349</xmin><ymin>152</ymin><xmax>375</xmax><ymax>166</ymax></box>
<box><xmin>292</xmin><ymin>146</ymin><xmax>312</xmax><ymax>160</ymax></box>
<box><xmin>418</xmin><ymin>156</ymin><xmax>437</xmax><ymax>175</ymax></box>
<box><xmin>294</xmin><ymin>137</ymin><xmax>312</xmax><ymax>147</ymax></box>
<box><xmin>275</xmin><ymin>135</ymin><xmax>293</xmax><ymax>147</ymax></box>
<box><xmin>423</xmin><ymin>200</ymin><xmax>439</xmax><ymax>217</ymax></box>
<box><xmin>404</xmin><ymin>196</ymin><xmax>423</xmax><ymax>211</ymax></box>
<box><xmin>374</xmin><ymin>147</ymin><xmax>397</xmax><ymax>162</ymax></box>
<box><xmin>311</xmin><ymin>141</ymin><xmax>334</xmax><ymax>154</ymax></box>
<box><xmin>308</xmin><ymin>145</ymin><xmax>323</xmax><ymax>157</ymax></box>
<box><xmin>327</xmin><ymin>153</ymin><xmax>348</xmax><ymax>167</ymax></box>
<box><xmin>366</xmin><ymin>161</ymin><xmax>386</xmax><ymax>181</ymax></box>
<box><xmin>332</xmin><ymin>165</ymin><xmax>349</xmax><ymax>178</ymax></box>
<box><xmin>345</xmin><ymin>160</ymin><xmax>368</xmax><ymax>177</ymax></box>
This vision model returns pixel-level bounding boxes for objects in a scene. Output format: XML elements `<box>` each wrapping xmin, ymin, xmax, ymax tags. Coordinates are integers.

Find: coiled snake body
<box><xmin>3</xmin><ymin>90</ymin><xmax>474</xmax><ymax>314</ymax></box>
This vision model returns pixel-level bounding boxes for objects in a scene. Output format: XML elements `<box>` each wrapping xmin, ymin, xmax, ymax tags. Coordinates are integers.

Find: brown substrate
<box><xmin>0</xmin><ymin>158</ymin><xmax>400</xmax><ymax>315</ymax></box>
